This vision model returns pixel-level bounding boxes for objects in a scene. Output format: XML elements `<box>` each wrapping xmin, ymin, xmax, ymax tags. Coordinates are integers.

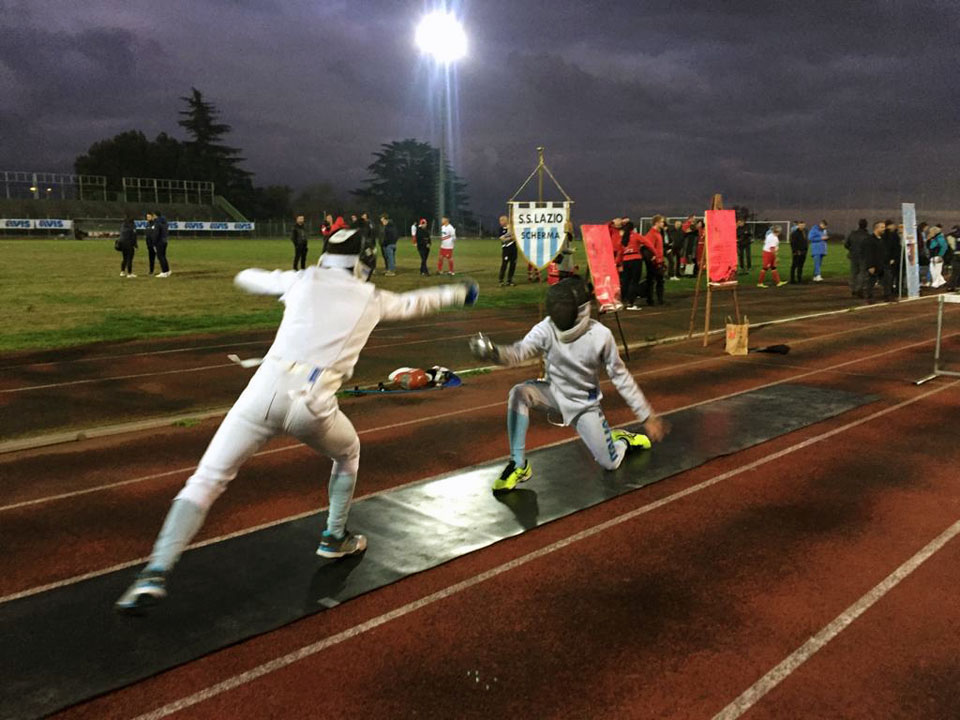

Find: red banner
<box><xmin>581</xmin><ymin>224</ymin><xmax>622</xmax><ymax>312</ymax></box>
<box><xmin>706</xmin><ymin>209</ymin><xmax>738</xmax><ymax>283</ymax></box>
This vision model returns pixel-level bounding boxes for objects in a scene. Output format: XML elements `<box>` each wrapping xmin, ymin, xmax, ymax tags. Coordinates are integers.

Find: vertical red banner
<box><xmin>581</xmin><ymin>224</ymin><xmax>622</xmax><ymax>312</ymax></box>
<box><xmin>706</xmin><ymin>209</ymin><xmax>738</xmax><ymax>283</ymax></box>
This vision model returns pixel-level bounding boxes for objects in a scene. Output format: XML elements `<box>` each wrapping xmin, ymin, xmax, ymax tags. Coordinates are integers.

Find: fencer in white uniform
<box><xmin>117</xmin><ymin>228</ymin><xmax>479</xmax><ymax>612</ymax></box>
<box><xmin>470</xmin><ymin>276</ymin><xmax>665</xmax><ymax>491</ymax></box>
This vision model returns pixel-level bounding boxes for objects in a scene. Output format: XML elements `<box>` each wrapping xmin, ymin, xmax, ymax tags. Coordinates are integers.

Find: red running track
<box><xmin>0</xmin><ymin>299</ymin><xmax>957</xmax><ymax>719</ymax></box>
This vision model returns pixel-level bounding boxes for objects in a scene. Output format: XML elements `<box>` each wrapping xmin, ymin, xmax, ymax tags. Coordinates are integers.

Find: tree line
<box><xmin>74</xmin><ymin>89</ymin><xmax>472</xmax><ymax>225</ymax></box>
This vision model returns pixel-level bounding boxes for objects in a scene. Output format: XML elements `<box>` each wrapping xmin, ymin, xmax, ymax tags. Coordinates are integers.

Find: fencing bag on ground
<box><xmin>725</xmin><ymin>315</ymin><xmax>749</xmax><ymax>356</ymax></box>
<box><xmin>388</xmin><ymin>367</ymin><xmax>430</xmax><ymax>390</ymax></box>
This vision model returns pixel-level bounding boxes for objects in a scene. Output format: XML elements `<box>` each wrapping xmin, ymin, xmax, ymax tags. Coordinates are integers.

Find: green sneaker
<box><xmin>493</xmin><ymin>460</ymin><xmax>532</xmax><ymax>492</ymax></box>
<box><xmin>611</xmin><ymin>429</ymin><xmax>652</xmax><ymax>451</ymax></box>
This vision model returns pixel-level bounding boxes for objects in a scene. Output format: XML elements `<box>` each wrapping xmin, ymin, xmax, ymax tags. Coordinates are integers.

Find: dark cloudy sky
<box><xmin>1</xmin><ymin>0</ymin><xmax>957</xmax><ymax>220</ymax></box>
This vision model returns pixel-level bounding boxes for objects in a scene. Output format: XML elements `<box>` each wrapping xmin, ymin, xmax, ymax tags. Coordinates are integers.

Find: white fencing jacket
<box><xmin>234</xmin><ymin>266</ymin><xmax>468</xmax><ymax>415</ymax></box>
<box><xmin>497</xmin><ymin>316</ymin><xmax>653</xmax><ymax>425</ymax></box>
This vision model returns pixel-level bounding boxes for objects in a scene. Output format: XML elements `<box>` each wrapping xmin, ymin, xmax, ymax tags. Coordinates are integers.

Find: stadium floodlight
<box><xmin>415</xmin><ymin>11</ymin><xmax>467</xmax><ymax>63</ymax></box>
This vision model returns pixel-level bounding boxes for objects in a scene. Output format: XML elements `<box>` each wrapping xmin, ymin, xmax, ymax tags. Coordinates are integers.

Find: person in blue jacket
<box><xmin>808</xmin><ymin>220</ymin><xmax>829</xmax><ymax>282</ymax></box>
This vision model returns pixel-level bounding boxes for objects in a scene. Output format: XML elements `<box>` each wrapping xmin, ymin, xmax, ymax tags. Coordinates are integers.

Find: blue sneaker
<box><xmin>316</xmin><ymin>530</ymin><xmax>368</xmax><ymax>559</ymax></box>
<box><xmin>115</xmin><ymin>569</ymin><xmax>167</xmax><ymax>614</ymax></box>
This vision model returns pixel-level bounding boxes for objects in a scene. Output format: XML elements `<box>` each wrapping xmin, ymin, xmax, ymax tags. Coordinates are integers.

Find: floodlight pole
<box><xmin>437</xmin><ymin>73</ymin><xmax>446</xmax><ymax>228</ymax></box>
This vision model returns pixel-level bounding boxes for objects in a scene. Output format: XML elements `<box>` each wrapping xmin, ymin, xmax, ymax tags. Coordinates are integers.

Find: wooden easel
<box><xmin>687</xmin><ymin>194</ymin><xmax>741</xmax><ymax>347</ymax></box>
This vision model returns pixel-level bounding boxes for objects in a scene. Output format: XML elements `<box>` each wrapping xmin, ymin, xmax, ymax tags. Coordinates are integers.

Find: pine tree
<box><xmin>177</xmin><ymin>88</ymin><xmax>251</xmax><ymax>194</ymax></box>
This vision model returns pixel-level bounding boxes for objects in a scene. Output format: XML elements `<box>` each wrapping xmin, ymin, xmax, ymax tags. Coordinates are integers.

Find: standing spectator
<box><xmin>789</xmin><ymin>221</ymin><xmax>808</xmax><ymax>284</ymax></box>
<box><xmin>498</xmin><ymin>214</ymin><xmax>517</xmax><ymax>286</ymax></box>
<box><xmin>361</xmin><ymin>212</ymin><xmax>379</xmax><ymax>270</ymax></box>
<box><xmin>736</xmin><ymin>219</ymin><xmax>753</xmax><ymax>274</ymax></box>
<box><xmin>615</xmin><ymin>219</ymin><xmax>643</xmax><ymax>310</ymax></box>
<box><xmin>863</xmin><ymin>221</ymin><xmax>892</xmax><ymax>302</ymax></box>
<box><xmin>917</xmin><ymin>221</ymin><xmax>931</xmax><ymax>287</ymax></box>
<box><xmin>291</xmin><ymin>214</ymin><xmax>308</xmax><ymax>270</ymax></box>
<box><xmin>118</xmin><ymin>217</ymin><xmax>138</xmax><ymax>278</ymax></box>
<box><xmin>438</xmin><ymin>215</ymin><xmax>456</xmax><ymax>275</ymax></box>
<box><xmin>681</xmin><ymin>215</ymin><xmax>698</xmax><ymax>274</ymax></box>
<box><xmin>927</xmin><ymin>225</ymin><xmax>948</xmax><ymax>288</ymax></box>
<box><xmin>410</xmin><ymin>220</ymin><xmax>417</xmax><ymax>245</ymax></box>
<box><xmin>144</xmin><ymin>212</ymin><xmax>158</xmax><ymax>275</ymax></box>
<box><xmin>154</xmin><ymin>211</ymin><xmax>171</xmax><ymax>278</ymax></box>
<box><xmin>380</xmin><ymin>214</ymin><xmax>398</xmax><ymax>276</ymax></box>
<box><xmin>883</xmin><ymin>220</ymin><xmax>902</xmax><ymax>295</ymax></box>
<box><xmin>666</xmin><ymin>219</ymin><xmax>683</xmax><ymax>279</ymax></box>
<box><xmin>416</xmin><ymin>218</ymin><xmax>432</xmax><ymax>276</ymax></box>
<box><xmin>757</xmin><ymin>225</ymin><xmax>788</xmax><ymax>288</ymax></box>
<box><xmin>945</xmin><ymin>225</ymin><xmax>960</xmax><ymax>291</ymax></box>
<box><xmin>639</xmin><ymin>215</ymin><xmax>666</xmax><ymax>306</ymax></box>
<box><xmin>322</xmin><ymin>213</ymin><xmax>346</xmax><ymax>254</ymax></box>
<box><xmin>694</xmin><ymin>219</ymin><xmax>706</xmax><ymax>274</ymax></box>
<box><xmin>808</xmin><ymin>219</ymin><xmax>828</xmax><ymax>282</ymax></box>
<box><xmin>844</xmin><ymin>219</ymin><xmax>870</xmax><ymax>297</ymax></box>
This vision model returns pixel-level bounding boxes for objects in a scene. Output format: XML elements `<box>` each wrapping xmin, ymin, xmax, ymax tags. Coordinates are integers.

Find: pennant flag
<box><xmin>510</xmin><ymin>201</ymin><xmax>569</xmax><ymax>269</ymax></box>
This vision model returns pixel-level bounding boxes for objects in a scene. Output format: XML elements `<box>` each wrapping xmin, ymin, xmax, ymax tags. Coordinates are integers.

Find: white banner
<box><xmin>132</xmin><ymin>220</ymin><xmax>255</xmax><ymax>231</ymax></box>
<box><xmin>901</xmin><ymin>203</ymin><xmax>919</xmax><ymax>298</ymax></box>
<box><xmin>510</xmin><ymin>201</ymin><xmax>569</xmax><ymax>269</ymax></box>
<box><xmin>0</xmin><ymin>218</ymin><xmax>73</xmax><ymax>230</ymax></box>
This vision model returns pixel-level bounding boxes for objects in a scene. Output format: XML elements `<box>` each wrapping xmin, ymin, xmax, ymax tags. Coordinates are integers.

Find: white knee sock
<box><xmin>147</xmin><ymin>498</ymin><xmax>207</xmax><ymax>573</ymax></box>
<box><xmin>326</xmin><ymin>472</ymin><xmax>357</xmax><ymax>537</ymax></box>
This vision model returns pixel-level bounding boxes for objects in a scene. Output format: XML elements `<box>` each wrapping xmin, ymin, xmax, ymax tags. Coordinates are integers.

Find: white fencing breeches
<box><xmin>508</xmin><ymin>380</ymin><xmax>627</xmax><ymax>471</ymax></box>
<box><xmin>176</xmin><ymin>359</ymin><xmax>360</xmax><ymax>511</ymax></box>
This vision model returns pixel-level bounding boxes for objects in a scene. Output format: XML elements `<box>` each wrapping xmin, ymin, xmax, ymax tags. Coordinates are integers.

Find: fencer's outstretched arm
<box><xmin>234</xmin><ymin>269</ymin><xmax>302</xmax><ymax>296</ymax></box>
<box><xmin>602</xmin><ymin>332</ymin><xmax>653</xmax><ymax>422</ymax></box>
<box><xmin>470</xmin><ymin>322</ymin><xmax>549</xmax><ymax>366</ymax></box>
<box><xmin>378</xmin><ymin>281</ymin><xmax>479</xmax><ymax>321</ymax></box>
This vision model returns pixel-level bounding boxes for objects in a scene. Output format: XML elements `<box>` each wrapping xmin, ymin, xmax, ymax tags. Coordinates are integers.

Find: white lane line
<box><xmin>2</xmin><ymin>324</ymin><xmax>952</xmax><ymax>515</ymax></box>
<box><xmin>713</xmin><ymin>516</ymin><xmax>960</xmax><ymax>720</ymax></box>
<box><xmin>127</xmin><ymin>379</ymin><xmax>960</xmax><ymax>720</ymax></box>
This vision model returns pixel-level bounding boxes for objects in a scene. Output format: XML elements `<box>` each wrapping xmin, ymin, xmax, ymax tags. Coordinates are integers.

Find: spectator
<box><xmin>844</xmin><ymin>218</ymin><xmax>870</xmax><ymax>297</ymax></box>
<box><xmin>361</xmin><ymin>212</ymin><xmax>379</xmax><ymax>270</ymax></box>
<box><xmin>615</xmin><ymin>218</ymin><xmax>643</xmax><ymax>310</ymax></box>
<box><xmin>863</xmin><ymin>221</ymin><xmax>893</xmax><ymax>302</ymax></box>
<box><xmin>380</xmin><ymin>214</ymin><xmax>398</xmax><ymax>276</ymax></box>
<box><xmin>666</xmin><ymin>219</ymin><xmax>683</xmax><ymax>279</ymax></box>
<box><xmin>757</xmin><ymin>225</ymin><xmax>788</xmax><ymax>288</ymax></box>
<box><xmin>681</xmin><ymin>215</ymin><xmax>698</xmax><ymax>275</ymax></box>
<box><xmin>694</xmin><ymin>219</ymin><xmax>706</xmax><ymax>274</ymax></box>
<box><xmin>883</xmin><ymin>220</ymin><xmax>902</xmax><ymax>294</ymax></box>
<box><xmin>438</xmin><ymin>216</ymin><xmax>456</xmax><ymax>275</ymax></box>
<box><xmin>322</xmin><ymin>213</ymin><xmax>346</xmax><ymax>254</ymax></box>
<box><xmin>144</xmin><ymin>212</ymin><xmax>158</xmax><ymax>275</ymax></box>
<box><xmin>291</xmin><ymin>214</ymin><xmax>308</xmax><ymax>270</ymax></box>
<box><xmin>410</xmin><ymin>220</ymin><xmax>417</xmax><ymax>245</ymax></box>
<box><xmin>808</xmin><ymin>219</ymin><xmax>828</xmax><ymax>282</ymax></box>
<box><xmin>638</xmin><ymin>215</ymin><xmax>666</xmax><ymax>306</ymax></box>
<box><xmin>415</xmin><ymin>218</ymin><xmax>432</xmax><ymax>276</ymax></box>
<box><xmin>498</xmin><ymin>214</ymin><xmax>517</xmax><ymax>286</ymax></box>
<box><xmin>917</xmin><ymin>222</ymin><xmax>931</xmax><ymax>287</ymax></box>
<box><xmin>945</xmin><ymin>225</ymin><xmax>960</xmax><ymax>291</ymax></box>
<box><xmin>154</xmin><ymin>211</ymin><xmax>171</xmax><ymax>278</ymax></box>
<box><xmin>736</xmin><ymin>219</ymin><xmax>753</xmax><ymax>274</ymax></box>
<box><xmin>789</xmin><ymin>221</ymin><xmax>808</xmax><ymax>284</ymax></box>
<box><xmin>118</xmin><ymin>217</ymin><xmax>138</xmax><ymax>278</ymax></box>
<box><xmin>928</xmin><ymin>225</ymin><xmax>948</xmax><ymax>288</ymax></box>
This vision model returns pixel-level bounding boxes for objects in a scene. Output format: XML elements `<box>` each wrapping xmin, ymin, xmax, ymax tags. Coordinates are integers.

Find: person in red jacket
<box><xmin>638</xmin><ymin>215</ymin><xmax>666</xmax><ymax>305</ymax></box>
<box><xmin>611</xmin><ymin>218</ymin><xmax>643</xmax><ymax>309</ymax></box>
<box><xmin>321</xmin><ymin>214</ymin><xmax>347</xmax><ymax>254</ymax></box>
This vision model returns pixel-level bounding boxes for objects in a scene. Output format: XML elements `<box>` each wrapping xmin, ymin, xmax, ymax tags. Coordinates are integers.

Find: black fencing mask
<box><xmin>546</xmin><ymin>277</ymin><xmax>590</xmax><ymax>331</ymax></box>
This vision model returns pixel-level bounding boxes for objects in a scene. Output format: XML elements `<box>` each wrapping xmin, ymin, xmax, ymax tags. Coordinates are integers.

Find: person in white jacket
<box><xmin>116</xmin><ymin>227</ymin><xmax>479</xmax><ymax>612</ymax></box>
<box><xmin>469</xmin><ymin>277</ymin><xmax>666</xmax><ymax>492</ymax></box>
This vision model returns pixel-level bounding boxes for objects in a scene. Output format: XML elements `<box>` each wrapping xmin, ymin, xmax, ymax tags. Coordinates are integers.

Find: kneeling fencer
<box><xmin>117</xmin><ymin>228</ymin><xmax>479</xmax><ymax>612</ymax></box>
<box><xmin>469</xmin><ymin>276</ymin><xmax>666</xmax><ymax>492</ymax></box>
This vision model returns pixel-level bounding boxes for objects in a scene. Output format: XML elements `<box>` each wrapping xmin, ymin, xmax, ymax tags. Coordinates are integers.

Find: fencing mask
<box><xmin>546</xmin><ymin>277</ymin><xmax>591</xmax><ymax>331</ymax></box>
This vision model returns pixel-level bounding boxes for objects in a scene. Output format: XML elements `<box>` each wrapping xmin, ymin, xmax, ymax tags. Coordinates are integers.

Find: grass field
<box><xmin>0</xmin><ymin>236</ymin><xmax>852</xmax><ymax>352</ymax></box>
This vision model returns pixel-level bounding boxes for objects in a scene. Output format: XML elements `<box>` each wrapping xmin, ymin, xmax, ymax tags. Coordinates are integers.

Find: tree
<box><xmin>293</xmin><ymin>183</ymin><xmax>347</xmax><ymax>221</ymax></box>
<box><xmin>352</xmin><ymin>139</ymin><xmax>472</xmax><ymax>228</ymax></box>
<box><xmin>75</xmin><ymin>130</ymin><xmax>184</xmax><ymax>191</ymax></box>
<box><xmin>177</xmin><ymin>87</ymin><xmax>251</xmax><ymax>195</ymax></box>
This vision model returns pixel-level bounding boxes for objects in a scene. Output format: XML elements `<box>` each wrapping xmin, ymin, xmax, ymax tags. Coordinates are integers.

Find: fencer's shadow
<box><xmin>603</xmin><ymin>447</ymin><xmax>654</xmax><ymax>492</ymax></box>
<box><xmin>495</xmin><ymin>488</ymin><xmax>540</xmax><ymax>530</ymax></box>
<box><xmin>305</xmin><ymin>553</ymin><xmax>365</xmax><ymax>610</ymax></box>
